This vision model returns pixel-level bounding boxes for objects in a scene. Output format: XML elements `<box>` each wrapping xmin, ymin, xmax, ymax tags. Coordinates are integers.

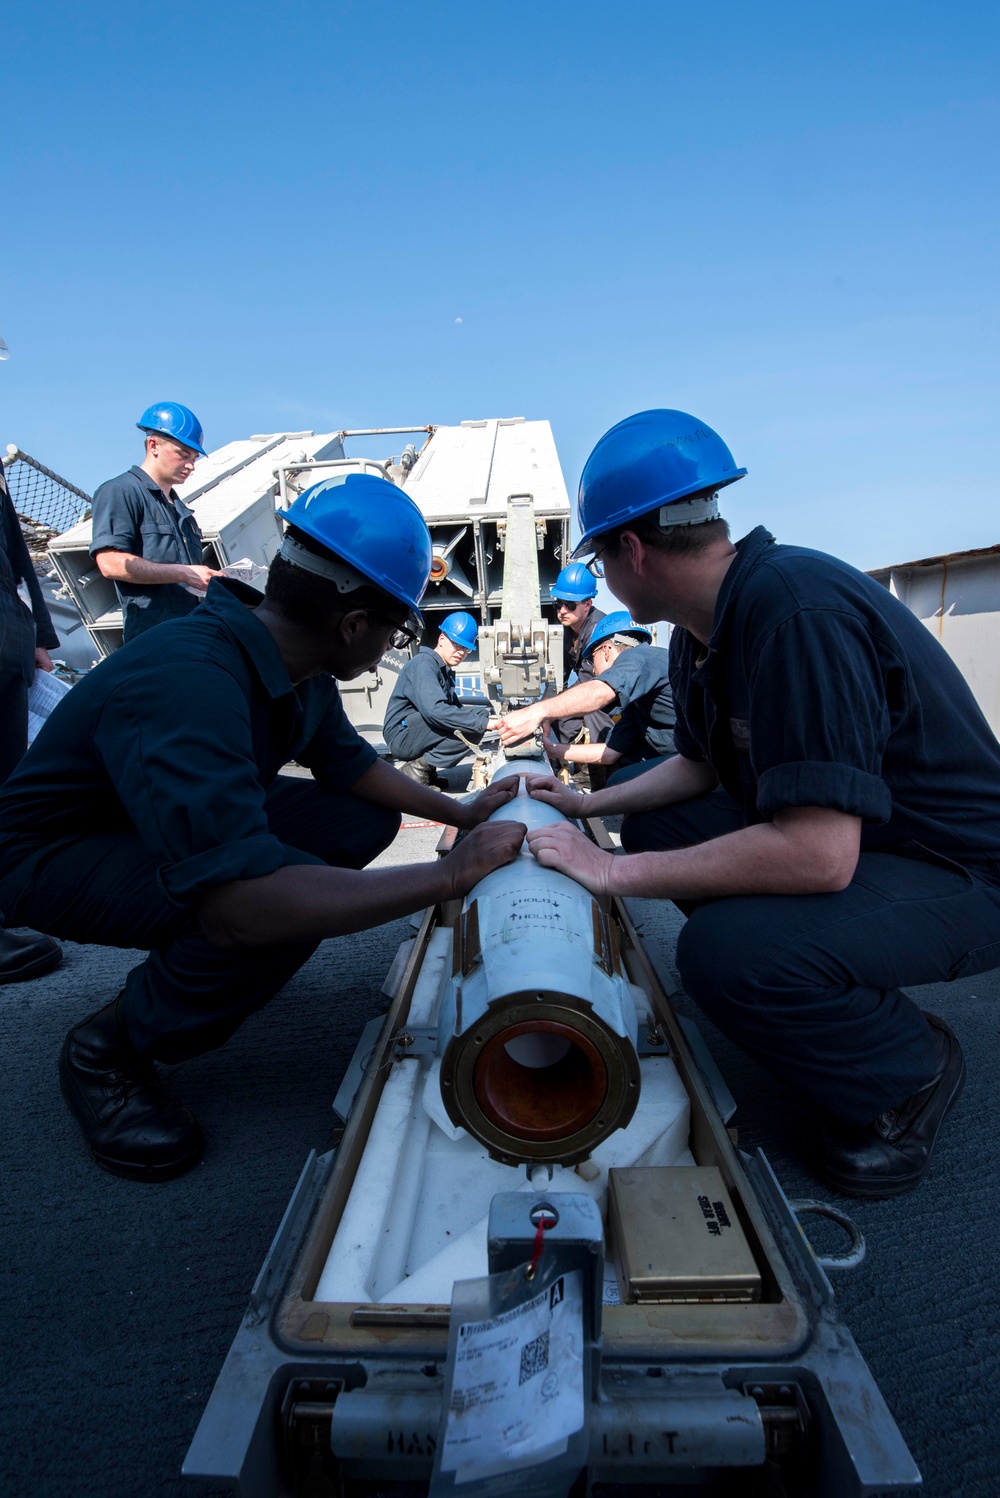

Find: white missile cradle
<box><xmin>184</xmin><ymin>764</ymin><xmax>922</xmax><ymax>1496</ymax></box>
<box><xmin>314</xmin><ymin>939</ymin><xmax>694</xmax><ymax>1307</ymax></box>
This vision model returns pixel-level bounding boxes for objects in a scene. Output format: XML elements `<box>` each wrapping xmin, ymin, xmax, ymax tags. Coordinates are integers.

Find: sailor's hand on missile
<box><xmin>526</xmin><ymin>822</ymin><xmax>614</xmax><ymax>898</ymax></box>
<box><xmin>524</xmin><ymin>774</ymin><xmax>587</xmax><ymax>818</ymax></box>
<box><xmin>497</xmin><ymin>705</ymin><xmax>544</xmax><ymax>746</ymax></box>
<box><xmin>541</xmin><ymin>729</ymin><xmax>567</xmax><ymax>761</ymax></box>
<box><xmin>444</xmin><ymin>820</ymin><xmax>529</xmax><ymax>896</ymax></box>
<box><xmin>457</xmin><ymin>774</ymin><xmax>522</xmax><ymax>827</ymax></box>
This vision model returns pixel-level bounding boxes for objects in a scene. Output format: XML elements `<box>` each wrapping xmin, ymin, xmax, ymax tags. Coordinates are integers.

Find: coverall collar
<box><xmin>128</xmin><ymin>464</ymin><xmax>193</xmax><ymax>515</ymax></box>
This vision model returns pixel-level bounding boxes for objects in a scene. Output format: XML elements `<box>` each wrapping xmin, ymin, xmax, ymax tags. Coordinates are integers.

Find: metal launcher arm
<box><xmin>478</xmin><ymin>495</ymin><xmax>563</xmax><ymax>717</ymax></box>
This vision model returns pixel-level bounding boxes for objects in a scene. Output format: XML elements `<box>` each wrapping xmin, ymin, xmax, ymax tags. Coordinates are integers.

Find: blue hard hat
<box><xmin>573</xmin><ymin>409</ymin><xmax>746</xmax><ymax>557</ymax></box>
<box><xmin>284</xmin><ymin>472</ymin><xmax>432</xmax><ymax>619</ymax></box>
<box><xmin>551</xmin><ymin>562</ymin><xmax>599</xmax><ymax>602</ymax></box>
<box><xmin>136</xmin><ymin>401</ymin><xmax>207</xmax><ymax>457</ymax></box>
<box><xmin>439</xmin><ymin>611</ymin><xmax>478</xmax><ymax>649</ymax></box>
<box><xmin>583</xmin><ymin>611</ymin><xmax>653</xmax><ymax>660</ymax></box>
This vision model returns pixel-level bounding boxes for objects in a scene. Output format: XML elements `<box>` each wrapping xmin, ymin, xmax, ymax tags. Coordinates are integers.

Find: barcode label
<box><xmin>518</xmin><ymin>1329</ymin><xmax>550</xmax><ymax>1385</ymax></box>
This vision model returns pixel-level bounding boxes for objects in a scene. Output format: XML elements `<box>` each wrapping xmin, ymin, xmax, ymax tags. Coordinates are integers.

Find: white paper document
<box><xmin>27</xmin><ymin>668</ymin><xmax>71</xmax><ymax>742</ymax></box>
<box><xmin>440</xmin><ymin>1269</ymin><xmax>584</xmax><ymax>1484</ymax></box>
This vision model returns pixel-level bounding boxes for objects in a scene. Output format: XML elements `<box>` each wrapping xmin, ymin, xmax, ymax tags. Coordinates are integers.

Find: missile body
<box><xmin>438</xmin><ymin>759</ymin><xmax>641</xmax><ymax>1165</ymax></box>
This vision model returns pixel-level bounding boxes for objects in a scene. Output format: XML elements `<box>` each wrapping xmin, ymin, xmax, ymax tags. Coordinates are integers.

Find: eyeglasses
<box><xmin>368</xmin><ymin>611</ymin><xmax>420</xmax><ymax>650</ymax></box>
<box><xmin>587</xmin><ymin>538</ymin><xmax>617</xmax><ymax>577</ymax></box>
<box><xmin>569</xmin><ymin>548</ymin><xmax>609</xmax><ymax>579</ymax></box>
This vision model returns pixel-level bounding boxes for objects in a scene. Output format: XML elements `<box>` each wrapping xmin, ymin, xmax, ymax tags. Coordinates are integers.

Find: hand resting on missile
<box><xmin>444</xmin><ymin>819</ymin><xmax>529</xmax><ymax>896</ymax></box>
<box><xmin>526</xmin><ymin>821</ymin><xmax>615</xmax><ymax>899</ymax></box>
<box><xmin>370</xmin><ymin>755</ymin><xmax>519</xmax><ymax>830</ymax></box>
<box><xmin>523</xmin><ymin>773</ymin><xmax>588</xmax><ymax>819</ymax></box>
<box><xmin>462</xmin><ymin>774</ymin><xmax>522</xmax><ymax>825</ymax></box>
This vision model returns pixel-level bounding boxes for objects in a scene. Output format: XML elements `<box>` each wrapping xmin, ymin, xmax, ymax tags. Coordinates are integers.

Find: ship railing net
<box><xmin>3</xmin><ymin>447</ymin><xmax>92</xmax><ymax>563</ymax></box>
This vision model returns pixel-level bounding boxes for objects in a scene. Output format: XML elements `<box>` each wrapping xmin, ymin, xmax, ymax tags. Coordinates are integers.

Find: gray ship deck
<box><xmin>1</xmin><ymin>784</ymin><xmax>996</xmax><ymax>1497</ymax></box>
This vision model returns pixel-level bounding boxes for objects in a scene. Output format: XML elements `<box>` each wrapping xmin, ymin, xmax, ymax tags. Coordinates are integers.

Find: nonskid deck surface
<box><xmin>0</xmin><ymin>782</ymin><xmax>996</xmax><ymax>1496</ymax></box>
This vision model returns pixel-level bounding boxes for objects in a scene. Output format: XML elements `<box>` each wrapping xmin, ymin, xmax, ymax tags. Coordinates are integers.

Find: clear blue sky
<box><xmin>3</xmin><ymin>0</ymin><xmax>997</xmax><ymax>571</ymax></box>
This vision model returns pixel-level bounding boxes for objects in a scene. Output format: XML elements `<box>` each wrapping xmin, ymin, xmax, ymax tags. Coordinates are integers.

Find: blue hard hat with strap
<box><xmin>583</xmin><ymin>610</ymin><xmax>653</xmax><ymax>660</ymax></box>
<box><xmin>573</xmin><ymin>409</ymin><xmax>746</xmax><ymax>558</ymax></box>
<box><xmin>551</xmin><ymin>561</ymin><xmax>599</xmax><ymax>602</ymax></box>
<box><xmin>439</xmin><ymin>611</ymin><xmax>478</xmax><ymax>649</ymax></box>
<box><xmin>282</xmin><ymin>472</ymin><xmax>432</xmax><ymax>620</ymax></box>
<box><xmin>136</xmin><ymin>402</ymin><xmax>207</xmax><ymax>457</ymax></box>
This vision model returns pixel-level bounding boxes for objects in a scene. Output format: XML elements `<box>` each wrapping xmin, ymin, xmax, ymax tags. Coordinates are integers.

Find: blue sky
<box><xmin>2</xmin><ymin>0</ymin><xmax>997</xmax><ymax>571</ymax></box>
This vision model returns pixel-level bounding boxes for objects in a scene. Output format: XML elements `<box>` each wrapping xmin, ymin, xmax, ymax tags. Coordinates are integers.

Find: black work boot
<box><xmin>59</xmin><ymin>996</ymin><xmax>203</xmax><ymax>1182</ymax></box>
<box><xmin>816</xmin><ymin>1012</ymin><xmax>965</xmax><ymax>1199</ymax></box>
<box><xmin>0</xmin><ymin>925</ymin><xmax>62</xmax><ymax>984</ymax></box>
<box><xmin>397</xmin><ymin>757</ymin><xmax>447</xmax><ymax>789</ymax></box>
<box><xmin>397</xmin><ymin>757</ymin><xmax>431</xmax><ymax>785</ymax></box>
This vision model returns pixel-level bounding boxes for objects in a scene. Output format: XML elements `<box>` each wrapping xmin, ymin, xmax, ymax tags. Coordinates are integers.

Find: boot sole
<box><xmin>817</xmin><ymin>1049</ymin><xmax>967</xmax><ymax>1199</ymax></box>
<box><xmin>89</xmin><ymin>1140</ymin><xmax>203</xmax><ymax>1183</ymax></box>
<box><xmin>0</xmin><ymin>941</ymin><xmax>62</xmax><ymax>984</ymax></box>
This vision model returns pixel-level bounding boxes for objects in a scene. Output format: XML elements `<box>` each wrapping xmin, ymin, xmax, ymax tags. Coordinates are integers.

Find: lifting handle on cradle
<box><xmin>789</xmin><ymin>1198</ymin><xmax>866</xmax><ymax>1271</ymax></box>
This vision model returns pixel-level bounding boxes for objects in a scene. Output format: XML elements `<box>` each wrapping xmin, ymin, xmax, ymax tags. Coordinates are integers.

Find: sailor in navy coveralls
<box><xmin>523</xmin><ymin>409</ymin><xmax>1000</xmax><ymax>1198</ymax></box>
<box><xmin>0</xmin><ymin>474</ymin><xmax>523</xmax><ymax>1182</ymax></box>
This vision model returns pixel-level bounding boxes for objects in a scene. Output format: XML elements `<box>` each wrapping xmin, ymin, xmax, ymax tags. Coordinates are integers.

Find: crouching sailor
<box><xmin>0</xmin><ymin>475</ymin><xmax>524</xmax><ymax>1182</ymax></box>
<box><xmin>501</xmin><ymin>611</ymin><xmax>676</xmax><ymax>779</ymax></box>
<box><xmin>522</xmin><ymin>407</ymin><xmax>1000</xmax><ymax>1199</ymax></box>
<box><xmin>383</xmin><ymin>611</ymin><xmax>498</xmax><ymax>786</ymax></box>
<box><xmin>547</xmin><ymin>562</ymin><xmax>614</xmax><ymax>752</ymax></box>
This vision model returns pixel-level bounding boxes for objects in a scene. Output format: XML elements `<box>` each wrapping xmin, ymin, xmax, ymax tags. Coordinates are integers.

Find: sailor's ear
<box><xmin>337</xmin><ymin>608</ymin><xmax>373</xmax><ymax>642</ymax></box>
<box><xmin>616</xmin><ymin>530</ymin><xmax>645</xmax><ymax>572</ymax></box>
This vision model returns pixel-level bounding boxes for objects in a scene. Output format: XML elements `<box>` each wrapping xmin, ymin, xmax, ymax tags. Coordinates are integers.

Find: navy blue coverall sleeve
<box><xmin>418</xmin><ymin>667</ymin><xmax>489</xmax><ymax>737</ymax></box>
<box><xmin>597</xmin><ymin>650</ymin><xmax>644</xmax><ymax>709</ymax></box>
<box><xmin>89</xmin><ymin>481</ymin><xmax>143</xmax><ymax>556</ymax></box>
<box><xmin>295</xmin><ymin>688</ymin><xmax>379</xmax><ymax>789</ymax></box>
<box><xmin>93</xmin><ymin>669</ymin><xmax>297</xmax><ymax>908</ymax></box>
<box><xmin>599</xmin><ymin>649</ymin><xmax>674</xmax><ymax>758</ymax></box>
<box><xmin>748</xmin><ymin>609</ymin><xmax>894</xmax><ymax>822</ymax></box>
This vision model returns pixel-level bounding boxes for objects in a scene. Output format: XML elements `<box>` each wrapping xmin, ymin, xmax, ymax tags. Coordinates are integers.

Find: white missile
<box><xmin>438</xmin><ymin>758</ymin><xmax>642</xmax><ymax>1165</ymax></box>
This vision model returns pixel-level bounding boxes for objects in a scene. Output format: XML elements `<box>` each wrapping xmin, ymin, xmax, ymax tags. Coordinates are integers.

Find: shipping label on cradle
<box><xmin>430</xmin><ymin>1265</ymin><xmax>586</xmax><ymax>1497</ymax></box>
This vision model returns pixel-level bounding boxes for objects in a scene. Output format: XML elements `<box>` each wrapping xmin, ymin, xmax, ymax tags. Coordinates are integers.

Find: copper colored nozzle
<box><xmin>473</xmin><ymin>1020</ymin><xmax>609</xmax><ymax>1143</ymax></box>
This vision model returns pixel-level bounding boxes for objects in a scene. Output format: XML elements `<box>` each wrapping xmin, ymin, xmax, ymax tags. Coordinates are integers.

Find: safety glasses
<box><xmin>368</xmin><ymin>611</ymin><xmax>420</xmax><ymax>651</ymax></box>
<box><xmin>572</xmin><ymin>548</ymin><xmax>607</xmax><ymax>579</ymax></box>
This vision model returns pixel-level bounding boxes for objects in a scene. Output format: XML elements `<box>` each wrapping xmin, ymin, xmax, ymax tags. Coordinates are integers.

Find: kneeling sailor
<box><xmin>383</xmin><ymin>611</ymin><xmax>498</xmax><ymax>786</ymax></box>
<box><xmin>0</xmin><ymin>475</ymin><xmax>524</xmax><ymax>1182</ymax></box>
<box><xmin>498</xmin><ymin>610</ymin><xmax>675</xmax><ymax>770</ymax></box>
<box><xmin>539</xmin><ymin>612</ymin><xmax>675</xmax><ymax>779</ymax></box>
<box><xmin>547</xmin><ymin>561</ymin><xmax>613</xmax><ymax>752</ymax></box>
